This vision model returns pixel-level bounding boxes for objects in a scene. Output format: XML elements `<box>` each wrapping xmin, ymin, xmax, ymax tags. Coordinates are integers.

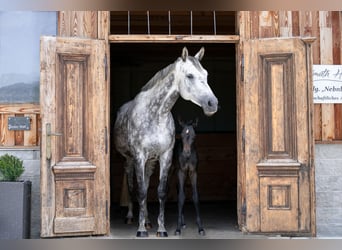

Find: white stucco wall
<box><xmin>315</xmin><ymin>144</ymin><xmax>342</xmax><ymax>237</ymax></box>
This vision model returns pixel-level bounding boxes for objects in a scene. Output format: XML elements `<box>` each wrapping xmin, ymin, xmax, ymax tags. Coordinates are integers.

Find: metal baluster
<box><xmin>168</xmin><ymin>10</ymin><xmax>171</xmax><ymax>35</ymax></box>
<box><xmin>127</xmin><ymin>11</ymin><xmax>130</xmax><ymax>34</ymax></box>
<box><xmin>190</xmin><ymin>11</ymin><xmax>193</xmax><ymax>35</ymax></box>
<box><xmin>213</xmin><ymin>11</ymin><xmax>217</xmax><ymax>35</ymax></box>
<box><xmin>147</xmin><ymin>11</ymin><xmax>150</xmax><ymax>35</ymax></box>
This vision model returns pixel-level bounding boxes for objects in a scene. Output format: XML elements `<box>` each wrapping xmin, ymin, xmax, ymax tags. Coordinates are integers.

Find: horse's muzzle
<box><xmin>203</xmin><ymin>97</ymin><xmax>218</xmax><ymax>116</ymax></box>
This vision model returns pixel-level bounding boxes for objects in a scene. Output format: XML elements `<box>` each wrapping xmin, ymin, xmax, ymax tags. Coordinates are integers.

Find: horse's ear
<box><xmin>178</xmin><ymin>116</ymin><xmax>185</xmax><ymax>127</ymax></box>
<box><xmin>195</xmin><ymin>47</ymin><xmax>205</xmax><ymax>61</ymax></box>
<box><xmin>181</xmin><ymin>47</ymin><xmax>188</xmax><ymax>61</ymax></box>
<box><xmin>193</xmin><ymin>118</ymin><xmax>199</xmax><ymax>128</ymax></box>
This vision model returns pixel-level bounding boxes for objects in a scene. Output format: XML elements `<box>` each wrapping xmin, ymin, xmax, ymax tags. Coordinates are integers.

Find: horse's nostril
<box><xmin>208</xmin><ymin>100</ymin><xmax>212</xmax><ymax>107</ymax></box>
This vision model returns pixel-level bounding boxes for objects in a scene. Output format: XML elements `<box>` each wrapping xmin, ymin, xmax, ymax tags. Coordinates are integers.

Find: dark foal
<box><xmin>175</xmin><ymin>118</ymin><xmax>205</xmax><ymax>236</ymax></box>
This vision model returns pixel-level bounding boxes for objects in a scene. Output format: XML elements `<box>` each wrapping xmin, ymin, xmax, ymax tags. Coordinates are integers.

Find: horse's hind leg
<box><xmin>133</xmin><ymin>155</ymin><xmax>152</xmax><ymax>237</ymax></box>
<box><xmin>190</xmin><ymin>169</ymin><xmax>205</xmax><ymax>236</ymax></box>
<box><xmin>120</xmin><ymin>173</ymin><xmax>133</xmax><ymax>224</ymax></box>
<box><xmin>123</xmin><ymin>159</ymin><xmax>135</xmax><ymax>224</ymax></box>
<box><xmin>175</xmin><ymin>168</ymin><xmax>186</xmax><ymax>235</ymax></box>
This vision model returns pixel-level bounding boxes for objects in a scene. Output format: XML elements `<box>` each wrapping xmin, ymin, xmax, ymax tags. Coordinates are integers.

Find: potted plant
<box><xmin>0</xmin><ymin>153</ymin><xmax>31</xmax><ymax>239</ymax></box>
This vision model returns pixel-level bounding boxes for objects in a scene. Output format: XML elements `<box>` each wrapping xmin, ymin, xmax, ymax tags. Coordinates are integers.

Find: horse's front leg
<box><xmin>189</xmin><ymin>168</ymin><xmax>205</xmax><ymax>235</ymax></box>
<box><xmin>134</xmin><ymin>157</ymin><xmax>149</xmax><ymax>237</ymax></box>
<box><xmin>175</xmin><ymin>167</ymin><xmax>186</xmax><ymax>235</ymax></box>
<box><xmin>156</xmin><ymin>150</ymin><xmax>173</xmax><ymax>237</ymax></box>
<box><xmin>143</xmin><ymin>160</ymin><xmax>156</xmax><ymax>229</ymax></box>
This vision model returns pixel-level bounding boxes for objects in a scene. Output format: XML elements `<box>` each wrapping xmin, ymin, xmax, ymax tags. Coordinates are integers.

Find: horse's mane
<box><xmin>141</xmin><ymin>59</ymin><xmax>178</xmax><ymax>92</ymax></box>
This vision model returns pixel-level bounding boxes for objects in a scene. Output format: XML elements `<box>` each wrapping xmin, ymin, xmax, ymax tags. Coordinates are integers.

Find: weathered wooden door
<box><xmin>40</xmin><ymin>36</ymin><xmax>110</xmax><ymax>237</ymax></box>
<box><xmin>238</xmin><ymin>37</ymin><xmax>315</xmax><ymax>236</ymax></box>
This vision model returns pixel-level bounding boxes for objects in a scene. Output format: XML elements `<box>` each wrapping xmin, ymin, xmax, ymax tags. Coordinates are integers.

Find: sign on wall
<box><xmin>313</xmin><ymin>65</ymin><xmax>342</xmax><ymax>103</ymax></box>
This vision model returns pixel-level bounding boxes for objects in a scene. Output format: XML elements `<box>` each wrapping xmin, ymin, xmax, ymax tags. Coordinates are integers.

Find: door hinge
<box><xmin>104</xmin><ymin>54</ymin><xmax>108</xmax><ymax>81</ymax></box>
<box><xmin>242</xmin><ymin>125</ymin><xmax>245</xmax><ymax>154</ymax></box>
<box><xmin>105</xmin><ymin>126</ymin><xmax>108</xmax><ymax>154</ymax></box>
<box><xmin>240</xmin><ymin>53</ymin><xmax>244</xmax><ymax>82</ymax></box>
<box><xmin>106</xmin><ymin>200</ymin><xmax>109</xmax><ymax>219</ymax></box>
<box><xmin>242</xmin><ymin>198</ymin><xmax>246</xmax><ymax>216</ymax></box>
<box><xmin>240</xmin><ymin>198</ymin><xmax>247</xmax><ymax>232</ymax></box>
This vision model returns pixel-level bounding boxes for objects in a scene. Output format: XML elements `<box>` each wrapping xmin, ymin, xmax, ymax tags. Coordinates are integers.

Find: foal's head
<box><xmin>176</xmin><ymin>47</ymin><xmax>218</xmax><ymax>117</ymax></box>
<box><xmin>178</xmin><ymin>118</ymin><xmax>198</xmax><ymax>157</ymax></box>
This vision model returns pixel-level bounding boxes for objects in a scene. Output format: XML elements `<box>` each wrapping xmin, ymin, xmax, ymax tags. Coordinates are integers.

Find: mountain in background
<box><xmin>0</xmin><ymin>73</ymin><xmax>39</xmax><ymax>88</ymax></box>
<box><xmin>0</xmin><ymin>82</ymin><xmax>39</xmax><ymax>103</ymax></box>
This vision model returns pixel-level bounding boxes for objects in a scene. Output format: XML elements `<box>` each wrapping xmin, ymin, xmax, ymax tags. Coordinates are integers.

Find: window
<box><xmin>0</xmin><ymin>11</ymin><xmax>57</xmax><ymax>104</ymax></box>
<box><xmin>110</xmin><ymin>11</ymin><xmax>236</xmax><ymax>35</ymax></box>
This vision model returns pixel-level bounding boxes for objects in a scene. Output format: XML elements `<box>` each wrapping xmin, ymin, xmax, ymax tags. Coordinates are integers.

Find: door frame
<box><xmin>106</xmin><ymin>11</ymin><xmax>315</xmax><ymax>236</ymax></box>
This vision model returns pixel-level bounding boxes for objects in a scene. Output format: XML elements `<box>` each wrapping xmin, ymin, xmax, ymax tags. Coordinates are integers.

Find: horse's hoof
<box><xmin>174</xmin><ymin>229</ymin><xmax>181</xmax><ymax>235</ymax></box>
<box><xmin>181</xmin><ymin>223</ymin><xmax>186</xmax><ymax>229</ymax></box>
<box><xmin>145</xmin><ymin>222</ymin><xmax>152</xmax><ymax>229</ymax></box>
<box><xmin>136</xmin><ymin>231</ymin><xmax>149</xmax><ymax>237</ymax></box>
<box><xmin>156</xmin><ymin>231</ymin><xmax>168</xmax><ymax>237</ymax></box>
<box><xmin>199</xmin><ymin>229</ymin><xmax>206</xmax><ymax>236</ymax></box>
<box><xmin>125</xmin><ymin>218</ymin><xmax>134</xmax><ymax>225</ymax></box>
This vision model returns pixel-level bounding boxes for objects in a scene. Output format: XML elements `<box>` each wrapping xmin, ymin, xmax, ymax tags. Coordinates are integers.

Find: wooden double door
<box><xmin>40</xmin><ymin>36</ymin><xmax>315</xmax><ymax>237</ymax></box>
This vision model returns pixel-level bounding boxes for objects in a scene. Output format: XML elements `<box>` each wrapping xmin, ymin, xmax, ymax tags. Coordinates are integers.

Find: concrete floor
<box><xmin>105</xmin><ymin>201</ymin><xmax>268</xmax><ymax>239</ymax></box>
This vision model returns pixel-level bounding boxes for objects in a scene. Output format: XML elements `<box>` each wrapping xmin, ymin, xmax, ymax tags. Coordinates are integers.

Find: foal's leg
<box><xmin>175</xmin><ymin>167</ymin><xmax>186</xmax><ymax>235</ymax></box>
<box><xmin>156</xmin><ymin>150</ymin><xmax>173</xmax><ymax>237</ymax></box>
<box><xmin>189</xmin><ymin>168</ymin><xmax>205</xmax><ymax>235</ymax></box>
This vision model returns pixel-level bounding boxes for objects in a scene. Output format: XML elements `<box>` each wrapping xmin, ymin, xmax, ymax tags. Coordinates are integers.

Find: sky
<box><xmin>0</xmin><ymin>11</ymin><xmax>57</xmax><ymax>85</ymax></box>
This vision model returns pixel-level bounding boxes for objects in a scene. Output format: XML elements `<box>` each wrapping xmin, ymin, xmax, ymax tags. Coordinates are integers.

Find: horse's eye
<box><xmin>187</xmin><ymin>74</ymin><xmax>194</xmax><ymax>79</ymax></box>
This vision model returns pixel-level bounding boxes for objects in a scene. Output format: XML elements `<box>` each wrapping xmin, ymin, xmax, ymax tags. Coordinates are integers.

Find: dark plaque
<box><xmin>8</xmin><ymin>117</ymin><xmax>31</xmax><ymax>131</ymax></box>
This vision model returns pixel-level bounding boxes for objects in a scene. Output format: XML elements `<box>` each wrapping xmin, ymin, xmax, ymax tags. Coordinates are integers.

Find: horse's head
<box><xmin>178</xmin><ymin>117</ymin><xmax>198</xmax><ymax>157</ymax></box>
<box><xmin>177</xmin><ymin>47</ymin><xmax>218</xmax><ymax>116</ymax></box>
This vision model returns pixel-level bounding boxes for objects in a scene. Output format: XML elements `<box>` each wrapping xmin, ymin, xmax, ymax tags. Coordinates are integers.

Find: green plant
<box><xmin>0</xmin><ymin>154</ymin><xmax>25</xmax><ymax>181</ymax></box>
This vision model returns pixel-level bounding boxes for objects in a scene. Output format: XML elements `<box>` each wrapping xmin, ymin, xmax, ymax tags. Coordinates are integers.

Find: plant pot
<box><xmin>0</xmin><ymin>180</ymin><xmax>31</xmax><ymax>239</ymax></box>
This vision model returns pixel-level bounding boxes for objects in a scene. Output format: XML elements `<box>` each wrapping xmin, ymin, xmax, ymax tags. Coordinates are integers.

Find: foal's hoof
<box><xmin>199</xmin><ymin>228</ymin><xmax>206</xmax><ymax>236</ymax></box>
<box><xmin>145</xmin><ymin>222</ymin><xmax>153</xmax><ymax>229</ymax></box>
<box><xmin>174</xmin><ymin>229</ymin><xmax>181</xmax><ymax>235</ymax></box>
<box><xmin>156</xmin><ymin>231</ymin><xmax>168</xmax><ymax>237</ymax></box>
<box><xmin>136</xmin><ymin>231</ymin><xmax>149</xmax><ymax>237</ymax></box>
<box><xmin>125</xmin><ymin>218</ymin><xmax>134</xmax><ymax>225</ymax></box>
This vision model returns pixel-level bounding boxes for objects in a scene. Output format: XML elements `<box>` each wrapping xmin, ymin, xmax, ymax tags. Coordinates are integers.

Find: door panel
<box><xmin>40</xmin><ymin>36</ymin><xmax>109</xmax><ymax>237</ymax></box>
<box><xmin>240</xmin><ymin>38</ymin><xmax>315</xmax><ymax>236</ymax></box>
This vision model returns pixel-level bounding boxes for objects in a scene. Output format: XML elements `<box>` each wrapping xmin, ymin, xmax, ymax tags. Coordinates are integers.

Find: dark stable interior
<box><xmin>110</xmin><ymin>43</ymin><xmax>237</xmax><ymax>214</ymax></box>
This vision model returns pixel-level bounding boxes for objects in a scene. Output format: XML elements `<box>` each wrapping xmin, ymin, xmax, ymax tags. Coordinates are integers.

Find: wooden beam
<box><xmin>0</xmin><ymin>104</ymin><xmax>40</xmax><ymax>114</ymax></box>
<box><xmin>98</xmin><ymin>11</ymin><xmax>110</xmax><ymax>41</ymax></box>
<box><xmin>109</xmin><ymin>34</ymin><xmax>239</xmax><ymax>43</ymax></box>
<box><xmin>320</xmin><ymin>11</ymin><xmax>335</xmax><ymax>141</ymax></box>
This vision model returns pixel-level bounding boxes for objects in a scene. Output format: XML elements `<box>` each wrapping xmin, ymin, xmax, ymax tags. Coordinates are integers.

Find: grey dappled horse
<box><xmin>175</xmin><ymin>118</ymin><xmax>205</xmax><ymax>236</ymax></box>
<box><xmin>114</xmin><ymin>47</ymin><xmax>218</xmax><ymax>237</ymax></box>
